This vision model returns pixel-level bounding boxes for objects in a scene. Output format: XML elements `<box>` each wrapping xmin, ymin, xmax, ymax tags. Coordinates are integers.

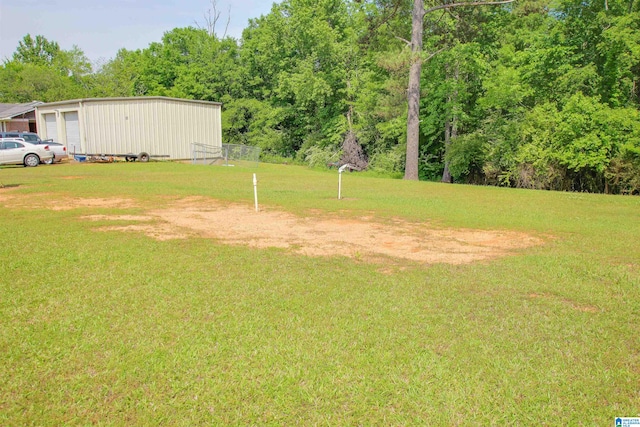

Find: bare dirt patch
<box><xmin>83</xmin><ymin>214</ymin><xmax>154</xmax><ymax>221</ymax></box>
<box><xmin>49</xmin><ymin>198</ymin><xmax>139</xmax><ymax>211</ymax></box>
<box><xmin>2</xmin><ymin>194</ymin><xmax>545</xmax><ymax>265</ymax></box>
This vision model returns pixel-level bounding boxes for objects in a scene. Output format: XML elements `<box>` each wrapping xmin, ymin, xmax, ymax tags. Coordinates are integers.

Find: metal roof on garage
<box><xmin>37</xmin><ymin>96</ymin><xmax>222</xmax><ymax>107</ymax></box>
<box><xmin>0</xmin><ymin>101</ymin><xmax>44</xmax><ymax>120</ymax></box>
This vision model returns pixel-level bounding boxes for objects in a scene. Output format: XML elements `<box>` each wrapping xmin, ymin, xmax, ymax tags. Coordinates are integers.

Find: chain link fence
<box><xmin>191</xmin><ymin>142</ymin><xmax>261</xmax><ymax>168</ymax></box>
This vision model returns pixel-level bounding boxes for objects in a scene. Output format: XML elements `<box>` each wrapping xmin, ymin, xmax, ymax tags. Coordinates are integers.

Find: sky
<box><xmin>0</xmin><ymin>0</ymin><xmax>276</xmax><ymax>65</ymax></box>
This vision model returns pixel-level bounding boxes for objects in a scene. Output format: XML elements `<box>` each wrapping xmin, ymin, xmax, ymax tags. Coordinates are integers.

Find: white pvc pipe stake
<box><xmin>338</xmin><ymin>164</ymin><xmax>352</xmax><ymax>200</ymax></box>
<box><xmin>253</xmin><ymin>173</ymin><xmax>259</xmax><ymax>212</ymax></box>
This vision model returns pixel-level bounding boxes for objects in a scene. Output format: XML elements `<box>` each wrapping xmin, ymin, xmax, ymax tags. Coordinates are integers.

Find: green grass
<box><xmin>1</xmin><ymin>161</ymin><xmax>639</xmax><ymax>425</ymax></box>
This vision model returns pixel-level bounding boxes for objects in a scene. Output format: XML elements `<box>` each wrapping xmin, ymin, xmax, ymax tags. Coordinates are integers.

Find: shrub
<box><xmin>368</xmin><ymin>145</ymin><xmax>405</xmax><ymax>175</ymax></box>
<box><xmin>304</xmin><ymin>145</ymin><xmax>341</xmax><ymax>169</ymax></box>
<box><xmin>445</xmin><ymin>133</ymin><xmax>486</xmax><ymax>183</ymax></box>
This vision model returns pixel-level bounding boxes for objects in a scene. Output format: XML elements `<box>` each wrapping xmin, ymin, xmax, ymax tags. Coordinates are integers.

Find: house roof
<box><xmin>0</xmin><ymin>101</ymin><xmax>44</xmax><ymax>120</ymax></box>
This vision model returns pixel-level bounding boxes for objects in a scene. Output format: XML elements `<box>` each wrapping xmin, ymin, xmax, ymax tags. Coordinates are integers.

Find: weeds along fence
<box><xmin>191</xmin><ymin>142</ymin><xmax>261</xmax><ymax>168</ymax></box>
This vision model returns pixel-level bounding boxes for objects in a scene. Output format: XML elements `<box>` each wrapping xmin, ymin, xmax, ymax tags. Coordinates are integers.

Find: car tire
<box><xmin>138</xmin><ymin>152</ymin><xmax>150</xmax><ymax>162</ymax></box>
<box><xmin>24</xmin><ymin>154</ymin><xmax>40</xmax><ymax>167</ymax></box>
<box><xmin>43</xmin><ymin>155</ymin><xmax>55</xmax><ymax>165</ymax></box>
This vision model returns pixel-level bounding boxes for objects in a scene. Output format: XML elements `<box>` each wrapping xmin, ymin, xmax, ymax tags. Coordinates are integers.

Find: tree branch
<box><xmin>361</xmin><ymin>0</ymin><xmax>402</xmax><ymax>46</ymax></box>
<box><xmin>223</xmin><ymin>5</ymin><xmax>231</xmax><ymax>39</ymax></box>
<box><xmin>421</xmin><ymin>47</ymin><xmax>446</xmax><ymax>63</ymax></box>
<box><xmin>395</xmin><ymin>35</ymin><xmax>411</xmax><ymax>46</ymax></box>
<box><xmin>424</xmin><ymin>0</ymin><xmax>516</xmax><ymax>16</ymax></box>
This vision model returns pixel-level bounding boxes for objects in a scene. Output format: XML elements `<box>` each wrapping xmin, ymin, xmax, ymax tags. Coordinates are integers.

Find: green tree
<box><xmin>239</xmin><ymin>0</ymin><xmax>366</xmax><ymax>157</ymax></box>
<box><xmin>0</xmin><ymin>35</ymin><xmax>92</xmax><ymax>102</ymax></box>
<box><xmin>13</xmin><ymin>34</ymin><xmax>60</xmax><ymax>66</ymax></box>
<box><xmin>403</xmin><ymin>0</ymin><xmax>516</xmax><ymax>180</ymax></box>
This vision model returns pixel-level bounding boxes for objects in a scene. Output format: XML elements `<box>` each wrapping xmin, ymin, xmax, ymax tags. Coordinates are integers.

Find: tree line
<box><xmin>1</xmin><ymin>0</ymin><xmax>638</xmax><ymax>194</ymax></box>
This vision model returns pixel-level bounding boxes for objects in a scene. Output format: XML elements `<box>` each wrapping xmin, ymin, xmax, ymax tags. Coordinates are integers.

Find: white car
<box><xmin>0</xmin><ymin>132</ymin><xmax>68</xmax><ymax>163</ymax></box>
<box><xmin>41</xmin><ymin>142</ymin><xmax>69</xmax><ymax>164</ymax></box>
<box><xmin>0</xmin><ymin>138</ymin><xmax>54</xmax><ymax>167</ymax></box>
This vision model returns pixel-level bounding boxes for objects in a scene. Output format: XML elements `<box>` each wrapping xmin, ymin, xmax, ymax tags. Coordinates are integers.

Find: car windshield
<box><xmin>20</xmin><ymin>134</ymin><xmax>40</xmax><ymax>143</ymax></box>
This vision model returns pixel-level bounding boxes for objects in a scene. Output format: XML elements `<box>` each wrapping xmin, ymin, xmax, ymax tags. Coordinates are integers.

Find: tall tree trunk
<box><xmin>442</xmin><ymin>120</ymin><xmax>453</xmax><ymax>183</ymax></box>
<box><xmin>404</xmin><ymin>0</ymin><xmax>425</xmax><ymax>180</ymax></box>
<box><xmin>403</xmin><ymin>0</ymin><xmax>515</xmax><ymax>181</ymax></box>
<box><xmin>442</xmin><ymin>63</ymin><xmax>459</xmax><ymax>183</ymax></box>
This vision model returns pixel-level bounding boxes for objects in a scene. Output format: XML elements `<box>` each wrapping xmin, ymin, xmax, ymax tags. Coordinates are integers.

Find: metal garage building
<box><xmin>35</xmin><ymin>97</ymin><xmax>222</xmax><ymax>160</ymax></box>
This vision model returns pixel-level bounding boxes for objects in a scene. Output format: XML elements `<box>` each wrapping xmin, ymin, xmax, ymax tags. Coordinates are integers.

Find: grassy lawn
<box><xmin>1</xmin><ymin>161</ymin><xmax>638</xmax><ymax>425</ymax></box>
